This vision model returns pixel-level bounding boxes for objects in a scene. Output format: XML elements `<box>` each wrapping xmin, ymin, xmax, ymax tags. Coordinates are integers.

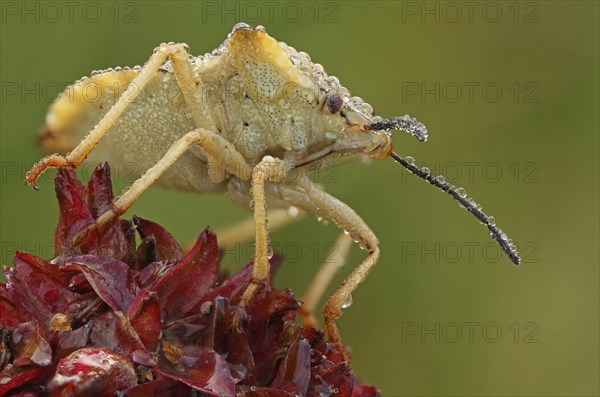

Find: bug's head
<box><xmin>320</xmin><ymin>91</ymin><xmax>521</xmax><ymax>265</ymax></box>
<box><xmin>320</xmin><ymin>86</ymin><xmax>428</xmax><ymax>161</ymax></box>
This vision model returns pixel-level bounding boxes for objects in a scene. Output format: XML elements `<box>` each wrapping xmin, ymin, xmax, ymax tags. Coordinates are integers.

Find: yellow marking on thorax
<box><xmin>228</xmin><ymin>29</ymin><xmax>313</xmax><ymax>91</ymax></box>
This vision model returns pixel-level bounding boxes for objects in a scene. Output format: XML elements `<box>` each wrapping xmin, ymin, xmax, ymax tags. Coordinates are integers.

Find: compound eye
<box><xmin>325</xmin><ymin>93</ymin><xmax>343</xmax><ymax>114</ymax></box>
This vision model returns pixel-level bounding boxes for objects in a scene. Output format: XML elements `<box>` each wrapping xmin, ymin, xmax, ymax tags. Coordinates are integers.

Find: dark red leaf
<box><xmin>133</xmin><ymin>216</ymin><xmax>183</xmax><ymax>265</ymax></box>
<box><xmin>0</xmin><ymin>284</ymin><xmax>19</xmax><ymax>328</ymax></box>
<box><xmin>1</xmin><ymin>164</ymin><xmax>379</xmax><ymax>394</ymax></box>
<box><xmin>86</xmin><ymin>164</ymin><xmax>136</xmax><ymax>264</ymax></box>
<box><xmin>12</xmin><ymin>252</ymin><xmax>80</xmax><ymax>323</ymax></box>
<box><xmin>352</xmin><ymin>383</ymin><xmax>381</xmax><ymax>397</ymax></box>
<box><xmin>271</xmin><ymin>336</ymin><xmax>311</xmax><ymax>395</ymax></box>
<box><xmin>156</xmin><ymin>344</ymin><xmax>235</xmax><ymax>397</ymax></box>
<box><xmin>0</xmin><ymin>365</ymin><xmax>49</xmax><ymax>396</ymax></box>
<box><xmin>247</xmin><ymin>287</ymin><xmax>300</xmax><ymax>385</ymax></box>
<box><xmin>86</xmin><ymin>311</ymin><xmax>151</xmax><ymax>366</ymax></box>
<box><xmin>10</xmin><ymin>321</ymin><xmax>52</xmax><ymax>367</ymax></box>
<box><xmin>3</xmin><ymin>268</ymin><xmax>52</xmax><ymax>330</ymax></box>
<box><xmin>64</xmin><ymin>256</ymin><xmax>138</xmax><ymax>313</ymax></box>
<box><xmin>152</xmin><ymin>229</ymin><xmax>218</xmax><ymax>321</ymax></box>
<box><xmin>120</xmin><ymin>376</ymin><xmax>195</xmax><ymax>397</ymax></box>
<box><xmin>54</xmin><ymin>167</ymin><xmax>96</xmax><ymax>258</ymax></box>
<box><xmin>67</xmin><ymin>273</ymin><xmax>92</xmax><ymax>293</ymax></box>
<box><xmin>309</xmin><ymin>363</ymin><xmax>355</xmax><ymax>397</ymax></box>
<box><xmin>126</xmin><ymin>290</ymin><xmax>161</xmax><ymax>351</ymax></box>
<box><xmin>48</xmin><ymin>348</ymin><xmax>137</xmax><ymax>396</ymax></box>
<box><xmin>236</xmin><ymin>385</ymin><xmax>299</xmax><ymax>397</ymax></box>
<box><xmin>85</xmin><ymin>162</ymin><xmax>114</xmax><ymax>218</ymax></box>
<box><xmin>164</xmin><ymin>297</ymin><xmax>257</xmax><ymax>384</ymax></box>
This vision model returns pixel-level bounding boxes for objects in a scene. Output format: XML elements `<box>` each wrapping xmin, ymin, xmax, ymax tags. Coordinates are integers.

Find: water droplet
<box><xmin>231</xmin><ymin>22</ymin><xmax>252</xmax><ymax>36</ymax></box>
<box><xmin>267</xmin><ymin>246</ymin><xmax>274</xmax><ymax>259</ymax></box>
<box><xmin>249</xmin><ymin>200</ymin><xmax>254</xmax><ymax>210</ymax></box>
<box><xmin>421</xmin><ymin>166</ymin><xmax>430</xmax><ymax>175</ymax></box>
<box><xmin>456</xmin><ymin>187</ymin><xmax>467</xmax><ymax>198</ymax></box>
<box><xmin>405</xmin><ymin>156</ymin><xmax>415</xmax><ymax>165</ymax></box>
<box><xmin>488</xmin><ymin>216</ymin><xmax>496</xmax><ymax>226</ymax></box>
<box><xmin>200</xmin><ymin>301</ymin><xmax>212</xmax><ymax>315</ymax></box>
<box><xmin>342</xmin><ymin>294</ymin><xmax>353</xmax><ymax>309</ymax></box>
<box><xmin>359</xmin><ymin>102</ymin><xmax>374</xmax><ymax>115</ymax></box>
<box><xmin>343</xmin><ymin>230</ymin><xmax>349</xmax><ymax>235</ymax></box>
<box><xmin>288</xmin><ymin>206</ymin><xmax>300</xmax><ymax>217</ymax></box>
<box><xmin>437</xmin><ymin>175</ymin><xmax>446</xmax><ymax>184</ymax></box>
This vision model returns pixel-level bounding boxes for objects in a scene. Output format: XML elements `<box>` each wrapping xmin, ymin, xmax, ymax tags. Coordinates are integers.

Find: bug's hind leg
<box><xmin>181</xmin><ymin>180</ymin><xmax>306</xmax><ymax>253</ymax></box>
<box><xmin>26</xmin><ymin>42</ymin><xmax>211</xmax><ymax>188</ymax></box>
<box><xmin>211</xmin><ymin>208</ymin><xmax>305</xmax><ymax>253</ymax></box>
<box><xmin>299</xmin><ymin>233</ymin><xmax>354</xmax><ymax>329</ymax></box>
<box><xmin>73</xmin><ymin>128</ymin><xmax>251</xmax><ymax>243</ymax></box>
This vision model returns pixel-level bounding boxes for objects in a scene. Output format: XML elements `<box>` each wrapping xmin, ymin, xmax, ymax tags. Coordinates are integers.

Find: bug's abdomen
<box><xmin>42</xmin><ymin>69</ymin><xmax>226</xmax><ymax>193</ymax></box>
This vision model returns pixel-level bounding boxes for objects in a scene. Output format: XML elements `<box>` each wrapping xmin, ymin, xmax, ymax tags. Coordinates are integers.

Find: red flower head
<box><xmin>1</xmin><ymin>163</ymin><xmax>379</xmax><ymax>397</ymax></box>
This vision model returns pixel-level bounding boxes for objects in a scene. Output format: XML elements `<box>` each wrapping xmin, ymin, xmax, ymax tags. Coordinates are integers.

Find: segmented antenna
<box><xmin>367</xmin><ymin>115</ymin><xmax>429</xmax><ymax>142</ymax></box>
<box><xmin>390</xmin><ymin>151</ymin><xmax>521</xmax><ymax>265</ymax></box>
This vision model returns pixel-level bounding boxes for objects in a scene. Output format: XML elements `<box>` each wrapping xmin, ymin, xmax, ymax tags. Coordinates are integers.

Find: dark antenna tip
<box><xmin>390</xmin><ymin>151</ymin><xmax>521</xmax><ymax>265</ymax></box>
<box><xmin>367</xmin><ymin>114</ymin><xmax>428</xmax><ymax>142</ymax></box>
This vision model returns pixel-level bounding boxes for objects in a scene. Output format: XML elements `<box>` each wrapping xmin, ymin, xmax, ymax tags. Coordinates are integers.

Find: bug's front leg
<box><xmin>232</xmin><ymin>156</ymin><xmax>289</xmax><ymax>327</ymax></box>
<box><xmin>72</xmin><ymin>128</ymin><xmax>251</xmax><ymax>244</ymax></box>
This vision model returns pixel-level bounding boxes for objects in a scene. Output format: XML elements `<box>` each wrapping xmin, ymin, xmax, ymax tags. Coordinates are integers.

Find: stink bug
<box><xmin>26</xmin><ymin>23</ymin><xmax>520</xmax><ymax>362</ymax></box>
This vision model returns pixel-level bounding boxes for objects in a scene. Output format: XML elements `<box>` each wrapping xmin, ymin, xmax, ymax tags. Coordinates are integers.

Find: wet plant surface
<box><xmin>0</xmin><ymin>163</ymin><xmax>379</xmax><ymax>397</ymax></box>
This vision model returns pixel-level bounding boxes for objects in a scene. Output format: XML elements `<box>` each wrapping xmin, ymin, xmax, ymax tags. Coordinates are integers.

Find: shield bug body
<box><xmin>27</xmin><ymin>23</ymin><xmax>520</xmax><ymax>362</ymax></box>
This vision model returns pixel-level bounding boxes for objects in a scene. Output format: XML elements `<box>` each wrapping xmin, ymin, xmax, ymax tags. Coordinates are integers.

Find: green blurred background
<box><xmin>1</xmin><ymin>1</ymin><xmax>598</xmax><ymax>395</ymax></box>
